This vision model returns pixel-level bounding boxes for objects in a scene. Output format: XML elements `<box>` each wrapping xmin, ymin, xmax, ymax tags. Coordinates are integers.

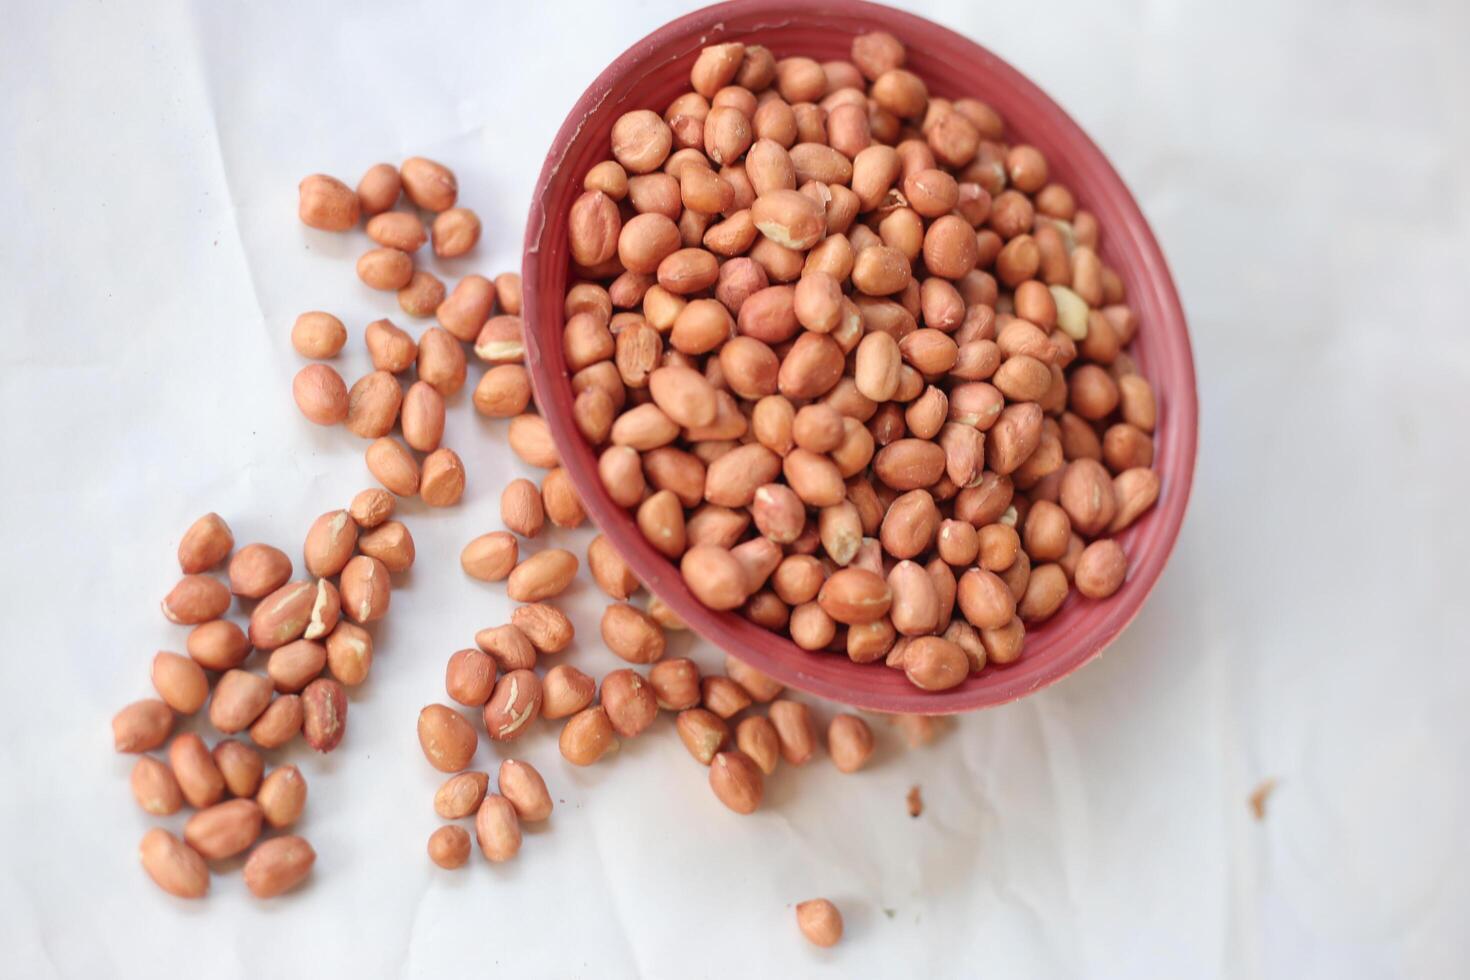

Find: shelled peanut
<box><xmin>796</xmin><ymin>897</ymin><xmax>845</xmax><ymax>948</ymax></box>
<box><xmin>294</xmin><ymin>157</ymin><xmax>523</xmax><ymax>509</ymax></box>
<box><xmin>116</xmin><ymin>500</ymin><xmax>412</xmax><ymax>898</ymax></box>
<box><xmin>542</xmin><ymin>32</ymin><xmax>1161</xmax><ymax>691</ymax></box>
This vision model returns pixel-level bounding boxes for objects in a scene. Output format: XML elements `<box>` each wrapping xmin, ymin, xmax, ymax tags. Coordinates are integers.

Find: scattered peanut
<box><xmin>428</xmin><ymin>826</ymin><xmax>472</xmax><ymax>869</ymax></box>
<box><xmin>796</xmin><ymin>898</ymin><xmax>844</xmax><ymax>947</ymax></box>
<box><xmin>828</xmin><ymin>714</ymin><xmax>875</xmax><ymax>773</ymax></box>
<box><xmin>257</xmin><ymin>765</ymin><xmax>308</xmax><ymax>828</ymax></box>
<box><xmin>186</xmin><ymin>620</ymin><xmax>249</xmax><ymax>675</ymax></box>
<box><xmin>435</xmin><ymin>771</ymin><xmax>490</xmax><ymax>819</ymax></box>
<box><xmin>243</xmin><ymin>836</ymin><xmax>315</xmax><ymax>898</ymax></box>
<box><xmin>461</xmin><ymin>532</ymin><xmax>519</xmax><ymax>582</ymax></box>
<box><xmin>559</xmin><ymin>705</ymin><xmax>617</xmax><ymax>766</ymax></box>
<box><xmin>139</xmin><ymin>828</ymin><xmax>209</xmax><ymax>899</ymax></box>
<box><xmin>475</xmin><ymin>794</ymin><xmax>522</xmax><ymax>862</ymax></box>
<box><xmin>184</xmin><ymin>798</ymin><xmax>264</xmax><ymax>860</ymax></box>
<box><xmin>709</xmin><ymin>750</ymin><xmax>764</xmax><ymax>814</ymax></box>
<box><xmin>418</xmin><ymin>703</ymin><xmax>479</xmax><ymax>772</ymax></box>
<box><xmin>498</xmin><ymin>759</ymin><xmax>553</xmax><ymax>822</ymax></box>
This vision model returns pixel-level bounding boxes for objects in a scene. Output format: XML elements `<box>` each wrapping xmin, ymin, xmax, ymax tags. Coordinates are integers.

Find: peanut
<box><xmin>600</xmin><ymin>603</ymin><xmax>666</xmax><ymax>664</ymax></box>
<box><xmin>303</xmin><ymin>509</ymin><xmax>357</xmax><ymax>578</ymax></box>
<box><xmin>679</xmin><ymin>545</ymin><xmax>749</xmax><ymax>610</ymax></box>
<box><xmin>248</xmin><ymin>695</ymin><xmax>303</xmax><ymax>749</ymax></box>
<box><xmin>213</xmin><ymin>740</ymin><xmax>264</xmax><ymax>797</ymax></box>
<box><xmin>400</xmin><ymin>380</ymin><xmax>446</xmax><ymax>451</ymax></box>
<box><xmin>796</xmin><ymin>898</ymin><xmax>844</xmax><ymax>948</ymax></box>
<box><xmin>511</xmin><ymin>603</ymin><xmax>575</xmax><ymax>654</ymax></box>
<box><xmin>475</xmin><ymin>623</ymin><xmax>537</xmax><ymax>672</ymax></box>
<box><xmin>325</xmin><ymin>622</ymin><xmax>374</xmax><ymax>687</ymax></box>
<box><xmin>419</xmin><ymin>448</ymin><xmax>466</xmax><ymax>508</ymax></box>
<box><xmin>588</xmin><ymin>535</ymin><xmax>640</xmax><ymax>599</ymax></box>
<box><xmin>461</xmin><ymin>532</ymin><xmax>518</xmax><ymax>582</ymax></box>
<box><xmin>445</xmin><ymin>649</ymin><xmax>496</xmax><ymax>707</ymax></box>
<box><xmin>709</xmin><ymin>751</ymin><xmax>764</xmax><ymax>814</ymax></box>
<box><xmin>1109</xmin><ymin>467</ymin><xmax>1160</xmax><ymax>532</ymax></box>
<box><xmin>817</xmin><ymin>568</ymin><xmax>891</xmax><ymax>625</ymax></box>
<box><xmin>418</xmin><ymin>704</ymin><xmax>478</xmax><ymax>771</ymax></box>
<box><xmin>208</xmin><ymin>670</ymin><xmax>273</xmax><ymax>734</ymax></box>
<box><xmin>432</xmin><ymin>207</ymin><xmax>480</xmax><ymax>258</ymax></box>
<box><xmin>161</xmin><ymin>574</ymin><xmax>231</xmax><ymax>625</ymax></box>
<box><xmin>357</xmin><ymin>247</ymin><xmax>413</xmax><ymax>291</ymax></box>
<box><xmin>139</xmin><ymin>828</ymin><xmax>208</xmax><ymax>899</ymax></box>
<box><xmin>483</xmin><ymin>669</ymin><xmax>542</xmax><ymax>742</ymax></box>
<box><xmin>358</xmin><ymin>163</ymin><xmax>403</xmax><ymax>213</ymax></box>
<box><xmin>725</xmin><ymin>656</ymin><xmax>783</xmax><ymax>702</ymax></box>
<box><xmin>400</xmin><ymin>157</ymin><xmax>457</xmax><ymax>211</ymax></box>
<box><xmin>1075</xmin><ymin>539</ymin><xmax>1127</xmax><ymax>599</ymax></box>
<box><xmin>476</xmin><ymin>365</ymin><xmax>534</xmax><ymax>418</ymax></box>
<box><xmin>243</xmin><ymin>835</ymin><xmax>315</xmax><ymax>898</ymax></box>
<box><xmin>302</xmin><ymin>579</ymin><xmax>341</xmax><ymax>641</ymax></box>
<box><xmin>828</xmin><ymin>714</ymin><xmax>874</xmax><ymax>773</ymax></box>
<box><xmin>228</xmin><ymin>543</ymin><xmax>292</xmax><ymax>599</ymax></box>
<box><xmin>677</xmin><ymin>708</ymin><xmax>729</xmax><ymax>764</ymax></box>
<box><xmin>366</xmin><ymin>211</ymin><xmax>426</xmax><ymax>251</ymax></box>
<box><xmin>1020</xmin><ymin>562</ymin><xmax>1069</xmax><ymax>622</ymax></box>
<box><xmin>542</xmin><ymin>664</ymin><xmax>597</xmax><ymax>719</ymax></box>
<box><xmin>498</xmin><ymin>759</ymin><xmax>553</xmax><ymax>822</ymax></box>
<box><xmin>301</xmin><ymin>677</ymin><xmax>347</xmax><ymax>752</ymax></box>
<box><xmin>365</xmin><ymin>436</ymin><xmax>419</xmax><ymax>497</ymax></box>
<box><xmin>735</xmin><ymin>716</ymin><xmax>781</xmax><ymax>774</ymax></box>
<box><xmin>186</xmin><ymin>620</ymin><xmax>249</xmax><ymax>675</ymax></box>
<box><xmin>428</xmin><ymin>826</ymin><xmax>472</xmax><ymax>870</ymax></box>
<box><xmin>365</xmin><ymin>318</ymin><xmax>418</xmax><ymax>374</ymax></box>
<box><xmin>177</xmin><ymin>513</ymin><xmax>233</xmax><ymax>574</ymax></box>
<box><xmin>357</xmin><ymin>519</ymin><xmax>415</xmax><ymax>572</ymax></box>
<box><xmin>298</xmin><ymin>174</ymin><xmax>358</xmax><ymax>231</ymax></box>
<box><xmin>169</xmin><ymin>732</ymin><xmax>224</xmax><ymax>808</ymax></box>
<box><xmin>701</xmin><ymin>676</ymin><xmax>753</xmax><ymax>719</ymax></box>
<box><xmin>903</xmin><ymin>635</ymin><xmax>968</xmax><ymax>690</ymax></box>
<box><xmin>184</xmin><ymin>798</ymin><xmax>263</xmax><ymax>860</ymax></box>
<box><xmin>339</xmin><ymin>555</ymin><xmax>390</xmax><ymax>623</ymax></box>
<box><xmin>506</xmin><ymin>549</ymin><xmax>579</xmax><ymax>602</ymax></box>
<box><xmin>257</xmin><ymin>765</ymin><xmax>307</xmax><ymax>828</ymax></box>
<box><xmin>418</xmin><ymin>327</ymin><xmax>467</xmax><ymax>396</ymax></box>
<box><xmin>649</xmin><ymin>658</ymin><xmax>701</xmax><ymax>711</ymax></box>
<box><xmin>542</xmin><ymin>468</ymin><xmax>585</xmax><ymax>529</ymax></box>
<box><xmin>601</xmin><ymin>669</ymin><xmax>658</xmax><ymax>738</ymax></box>
<box><xmin>559</xmin><ymin>705</ymin><xmax>617</xmax><ymax>766</ymax></box>
<box><xmin>131</xmin><ymin>756</ymin><xmax>184</xmax><ymax>816</ymax></box>
<box><xmin>475</xmin><ymin>794</ymin><xmax>522</xmax><ymax>862</ymax></box>
<box><xmin>768</xmin><ymin>699</ymin><xmax>816</xmax><ymax>765</ymax></box>
<box><xmin>435</xmin><ymin>771</ymin><xmax>490</xmax><ymax>819</ymax></box>
<box><xmin>151</xmin><ymin>651</ymin><xmax>209</xmax><ymax>714</ymax></box>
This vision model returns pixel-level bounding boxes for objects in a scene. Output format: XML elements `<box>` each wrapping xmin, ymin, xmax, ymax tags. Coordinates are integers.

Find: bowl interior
<box><xmin>522</xmin><ymin>0</ymin><xmax>1197</xmax><ymax>714</ymax></box>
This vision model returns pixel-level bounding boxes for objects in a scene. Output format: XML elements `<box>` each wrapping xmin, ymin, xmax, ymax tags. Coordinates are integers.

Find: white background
<box><xmin>2</xmin><ymin>0</ymin><xmax>1468</xmax><ymax>977</ymax></box>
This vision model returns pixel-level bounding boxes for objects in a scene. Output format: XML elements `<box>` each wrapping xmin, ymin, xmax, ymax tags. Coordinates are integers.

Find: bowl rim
<box><xmin>522</xmin><ymin>0</ymin><xmax>1198</xmax><ymax>714</ymax></box>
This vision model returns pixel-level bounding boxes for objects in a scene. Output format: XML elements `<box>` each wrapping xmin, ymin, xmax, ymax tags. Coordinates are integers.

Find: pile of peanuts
<box><xmin>294</xmin><ymin>158</ymin><xmax>528</xmax><ymax>506</ymax></box>
<box><xmin>435</xmin><ymin>448</ymin><xmax>895</xmax><ymax>911</ymax></box>
<box><xmin>112</xmin><ymin>497</ymin><xmax>413</xmax><ymax>898</ymax></box>
<box><xmin>459</xmin><ymin>480</ymin><xmax>886</xmax><ymax>807</ymax></box>
<box><xmin>542</xmin><ymin>32</ymin><xmax>1162</xmax><ymax>693</ymax></box>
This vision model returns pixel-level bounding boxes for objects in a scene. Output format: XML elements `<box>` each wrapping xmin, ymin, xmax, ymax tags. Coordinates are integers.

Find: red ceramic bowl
<box><xmin>522</xmin><ymin>0</ymin><xmax>1197</xmax><ymax>714</ymax></box>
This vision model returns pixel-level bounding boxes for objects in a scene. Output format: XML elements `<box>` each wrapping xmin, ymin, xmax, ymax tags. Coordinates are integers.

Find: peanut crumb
<box><xmin>906</xmin><ymin>785</ymin><xmax>923</xmax><ymax>818</ymax></box>
<box><xmin>1248</xmin><ymin>778</ymin><xmax>1277</xmax><ymax>821</ymax></box>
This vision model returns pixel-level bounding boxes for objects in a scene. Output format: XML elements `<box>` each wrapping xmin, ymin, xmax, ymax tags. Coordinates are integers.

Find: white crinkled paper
<box><xmin>1</xmin><ymin>0</ymin><xmax>1467</xmax><ymax>976</ymax></box>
